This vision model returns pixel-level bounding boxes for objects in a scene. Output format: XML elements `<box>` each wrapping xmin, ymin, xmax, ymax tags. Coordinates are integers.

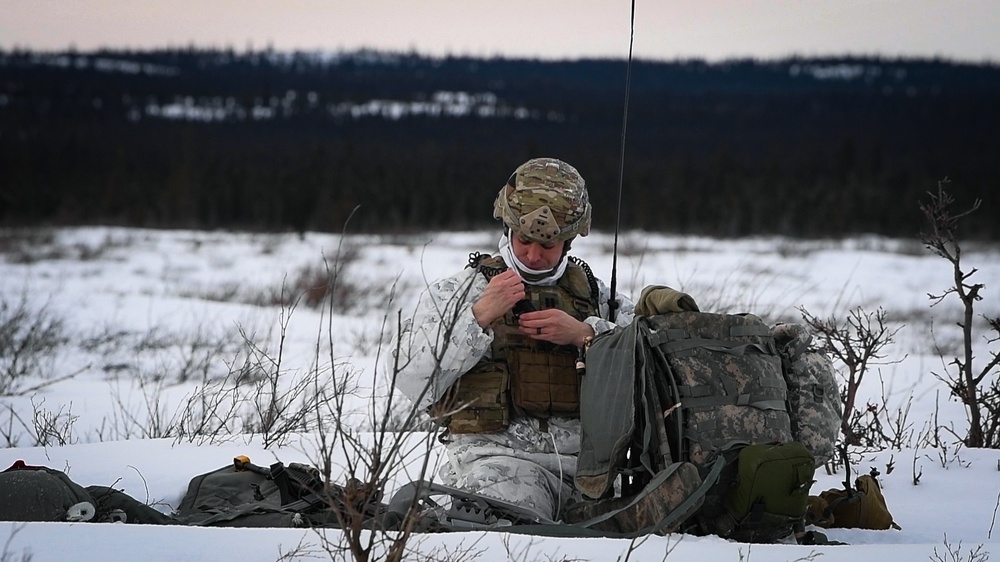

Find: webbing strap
<box><xmin>646</xmin><ymin>320</ymin><xmax>773</xmax><ymax>344</ymax></box>
<box><xmin>571</xmin><ymin>456</ymin><xmax>725</xmax><ymax>537</ymax></box>
<box><xmin>663</xmin><ymin>328</ymin><xmax>688</xmax><ymax>340</ymax></box>
<box><xmin>638</xmin><ymin>392</ymin><xmax>656</xmax><ymax>477</ymax></box>
<box><xmin>191</xmin><ymin>500</ymin><xmax>285</xmax><ymax>526</ymax></box>
<box><xmin>654</xmin><ymin>324</ymin><xmax>773</xmax><ymax>341</ymax></box>
<box><xmin>729</xmin><ymin>325</ymin><xmax>773</xmax><ymax>337</ymax></box>
<box><xmin>676</xmin><ymin>385</ymin><xmax>787</xmax><ymax>412</ymax></box>
<box><xmin>640</xmin><ymin>456</ymin><xmax>726</xmax><ymax>536</ymax></box>
<box><xmin>681</xmin><ymin>394</ymin><xmax>788</xmax><ymax>411</ymax></box>
<box><xmin>659</xmin><ymin>338</ymin><xmax>774</xmax><ymax>357</ymax></box>
<box><xmin>571</xmin><ymin>462</ymin><xmax>683</xmax><ymax>530</ymax></box>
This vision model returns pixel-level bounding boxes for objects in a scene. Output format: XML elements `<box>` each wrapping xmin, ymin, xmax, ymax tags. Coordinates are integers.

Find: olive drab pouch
<box><xmin>431</xmin><ymin>362</ymin><xmax>510</xmax><ymax>434</ymax></box>
<box><xmin>712</xmin><ymin>442</ymin><xmax>815</xmax><ymax>542</ymax></box>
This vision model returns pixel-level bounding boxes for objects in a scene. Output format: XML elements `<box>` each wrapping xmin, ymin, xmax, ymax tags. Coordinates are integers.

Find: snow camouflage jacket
<box><xmin>390</xmin><ymin>253</ymin><xmax>634</xmax><ymax>519</ymax></box>
<box><xmin>392</xmin><ymin>255</ymin><xmax>635</xmax><ymax>415</ymax></box>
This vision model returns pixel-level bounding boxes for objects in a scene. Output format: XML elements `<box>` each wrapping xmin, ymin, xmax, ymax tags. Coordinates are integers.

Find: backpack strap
<box><xmin>572</xmin><ymin>455</ymin><xmax>726</xmax><ymax>537</ymax></box>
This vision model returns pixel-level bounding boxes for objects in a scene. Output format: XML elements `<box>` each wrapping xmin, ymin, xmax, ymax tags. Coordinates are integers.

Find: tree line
<box><xmin>1</xmin><ymin>48</ymin><xmax>997</xmax><ymax>239</ymax></box>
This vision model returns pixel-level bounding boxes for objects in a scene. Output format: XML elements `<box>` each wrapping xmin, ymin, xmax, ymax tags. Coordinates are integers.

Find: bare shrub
<box><xmin>0</xmin><ymin>523</ymin><xmax>33</xmax><ymax>562</ymax></box>
<box><xmin>0</xmin><ymin>398</ymin><xmax>78</xmax><ymax>448</ymax></box>
<box><xmin>931</xmin><ymin>534</ymin><xmax>990</xmax><ymax>562</ymax></box>
<box><xmin>920</xmin><ymin>180</ymin><xmax>1000</xmax><ymax>448</ymax></box>
<box><xmin>679</xmin><ymin>261</ymin><xmax>816</xmax><ymax>322</ymax></box>
<box><xmin>104</xmin><ymin>377</ymin><xmax>177</xmax><ymax>440</ymax></box>
<box><xmin>0</xmin><ymin>294</ymin><xmax>69</xmax><ymax>395</ymax></box>
<box><xmin>30</xmin><ymin>398</ymin><xmax>78</xmax><ymax>447</ymax></box>
<box><xmin>0</xmin><ymin>228</ymin><xmax>133</xmax><ymax>264</ymax></box>
<box><xmin>294</xmin><ymin>237</ymin><xmax>463</xmax><ymax>561</ymax></box>
<box><xmin>799</xmin><ymin>305</ymin><xmax>902</xmax><ymax>448</ymax></box>
<box><xmin>84</xmin><ymin>321</ymin><xmax>241</xmax><ymax>385</ymax></box>
<box><xmin>100</xmin><ymin>372</ymin><xmax>243</xmax><ymax>444</ymax></box>
<box><xmin>51</xmin><ymin>226</ymin><xmax>477</xmax><ymax>560</ymax></box>
<box><xmin>0</xmin><ymin>227</ymin><xmax>59</xmax><ymax>264</ymax></box>
<box><xmin>267</xmin><ymin>245</ymin><xmax>361</xmax><ymax>310</ymax></box>
<box><xmin>170</xmin><ymin>379</ymin><xmax>245</xmax><ymax>445</ymax></box>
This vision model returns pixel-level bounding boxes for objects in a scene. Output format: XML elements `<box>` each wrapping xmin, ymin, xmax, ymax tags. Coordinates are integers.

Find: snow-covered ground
<box><xmin>1</xmin><ymin>226</ymin><xmax>999</xmax><ymax>561</ymax></box>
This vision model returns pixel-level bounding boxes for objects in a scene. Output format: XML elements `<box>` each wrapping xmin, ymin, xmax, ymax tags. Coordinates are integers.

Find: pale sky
<box><xmin>1</xmin><ymin>0</ymin><xmax>997</xmax><ymax>62</ymax></box>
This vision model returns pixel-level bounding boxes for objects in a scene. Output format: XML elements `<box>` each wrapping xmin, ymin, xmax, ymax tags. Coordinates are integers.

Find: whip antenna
<box><xmin>608</xmin><ymin>0</ymin><xmax>636</xmax><ymax>322</ymax></box>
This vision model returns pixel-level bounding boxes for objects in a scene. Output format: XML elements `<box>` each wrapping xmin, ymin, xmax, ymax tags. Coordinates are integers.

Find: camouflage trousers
<box><xmin>440</xmin><ymin>417</ymin><xmax>582</xmax><ymax>521</ymax></box>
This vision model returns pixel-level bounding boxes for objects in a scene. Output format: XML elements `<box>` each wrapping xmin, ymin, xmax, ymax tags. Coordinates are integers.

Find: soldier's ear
<box><xmin>562</xmin><ymin>237</ymin><xmax>574</xmax><ymax>254</ymax></box>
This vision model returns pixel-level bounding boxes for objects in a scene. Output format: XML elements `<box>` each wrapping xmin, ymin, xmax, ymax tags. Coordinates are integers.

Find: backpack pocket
<box><xmin>718</xmin><ymin>441</ymin><xmax>816</xmax><ymax>542</ymax></box>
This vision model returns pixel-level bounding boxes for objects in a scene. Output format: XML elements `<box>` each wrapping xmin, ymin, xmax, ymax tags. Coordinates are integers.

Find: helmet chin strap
<box><xmin>498</xmin><ymin>232</ymin><xmax>567</xmax><ymax>287</ymax></box>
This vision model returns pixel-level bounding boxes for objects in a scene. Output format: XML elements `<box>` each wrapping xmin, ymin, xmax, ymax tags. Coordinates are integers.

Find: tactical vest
<box><xmin>434</xmin><ymin>254</ymin><xmax>599</xmax><ymax>434</ymax></box>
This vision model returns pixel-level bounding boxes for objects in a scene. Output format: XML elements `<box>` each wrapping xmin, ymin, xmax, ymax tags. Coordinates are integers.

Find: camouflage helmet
<box><xmin>493</xmin><ymin>158</ymin><xmax>592</xmax><ymax>243</ymax></box>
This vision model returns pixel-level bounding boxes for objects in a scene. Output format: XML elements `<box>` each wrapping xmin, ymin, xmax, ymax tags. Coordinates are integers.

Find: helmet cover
<box><xmin>493</xmin><ymin>158</ymin><xmax>592</xmax><ymax>243</ymax></box>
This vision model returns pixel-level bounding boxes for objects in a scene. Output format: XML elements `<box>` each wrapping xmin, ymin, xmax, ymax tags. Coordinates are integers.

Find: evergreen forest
<box><xmin>2</xmin><ymin>49</ymin><xmax>998</xmax><ymax>239</ymax></box>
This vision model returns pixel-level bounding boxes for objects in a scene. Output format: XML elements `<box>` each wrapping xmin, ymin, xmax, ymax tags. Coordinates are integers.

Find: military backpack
<box><xmin>577</xmin><ymin>310</ymin><xmax>839</xmax><ymax>542</ymax></box>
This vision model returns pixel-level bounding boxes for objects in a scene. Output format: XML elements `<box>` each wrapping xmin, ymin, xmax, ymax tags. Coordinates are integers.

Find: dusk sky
<box><xmin>2</xmin><ymin>0</ymin><xmax>998</xmax><ymax>62</ymax></box>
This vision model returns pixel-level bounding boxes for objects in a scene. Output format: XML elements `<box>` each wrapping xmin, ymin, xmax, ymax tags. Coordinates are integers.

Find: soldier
<box><xmin>391</xmin><ymin>157</ymin><xmax>635</xmax><ymax>522</ymax></box>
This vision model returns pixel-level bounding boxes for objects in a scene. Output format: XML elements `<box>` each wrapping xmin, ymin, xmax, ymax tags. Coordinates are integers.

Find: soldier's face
<box><xmin>512</xmin><ymin>234</ymin><xmax>565</xmax><ymax>270</ymax></box>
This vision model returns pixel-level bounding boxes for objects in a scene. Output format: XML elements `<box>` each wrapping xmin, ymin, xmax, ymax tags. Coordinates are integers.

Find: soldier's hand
<box><xmin>518</xmin><ymin>308</ymin><xmax>595</xmax><ymax>348</ymax></box>
<box><xmin>472</xmin><ymin>269</ymin><xmax>525</xmax><ymax>328</ymax></box>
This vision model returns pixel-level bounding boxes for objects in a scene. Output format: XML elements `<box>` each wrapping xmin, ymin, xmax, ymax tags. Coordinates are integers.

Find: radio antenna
<box><xmin>608</xmin><ymin>0</ymin><xmax>636</xmax><ymax>322</ymax></box>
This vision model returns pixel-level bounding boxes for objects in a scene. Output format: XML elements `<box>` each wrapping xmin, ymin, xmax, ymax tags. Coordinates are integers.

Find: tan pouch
<box><xmin>430</xmin><ymin>362</ymin><xmax>510</xmax><ymax>434</ymax></box>
<box><xmin>810</xmin><ymin>471</ymin><xmax>900</xmax><ymax>530</ymax></box>
<box><xmin>509</xmin><ymin>346</ymin><xmax>580</xmax><ymax>417</ymax></box>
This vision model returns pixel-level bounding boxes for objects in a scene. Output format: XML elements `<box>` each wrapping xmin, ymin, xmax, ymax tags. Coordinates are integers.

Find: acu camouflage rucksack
<box><xmin>577</xmin><ymin>310</ymin><xmax>840</xmax><ymax>542</ymax></box>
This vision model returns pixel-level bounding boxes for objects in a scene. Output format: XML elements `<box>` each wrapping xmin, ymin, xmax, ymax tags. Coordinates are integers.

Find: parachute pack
<box><xmin>0</xmin><ymin>460</ymin><xmax>174</xmax><ymax>524</ymax></box>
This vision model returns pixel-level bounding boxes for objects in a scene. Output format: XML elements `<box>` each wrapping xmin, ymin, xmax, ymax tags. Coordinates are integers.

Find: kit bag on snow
<box><xmin>808</xmin><ymin>468</ymin><xmax>900</xmax><ymax>531</ymax></box>
<box><xmin>174</xmin><ymin>457</ymin><xmax>386</xmax><ymax>528</ymax></box>
<box><xmin>0</xmin><ymin>460</ymin><xmax>173</xmax><ymax>524</ymax></box>
<box><xmin>0</xmin><ymin>460</ymin><xmax>98</xmax><ymax>522</ymax></box>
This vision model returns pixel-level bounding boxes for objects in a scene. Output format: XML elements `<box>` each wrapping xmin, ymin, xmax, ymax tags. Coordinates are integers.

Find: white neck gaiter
<box><xmin>498</xmin><ymin>232</ymin><xmax>567</xmax><ymax>286</ymax></box>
